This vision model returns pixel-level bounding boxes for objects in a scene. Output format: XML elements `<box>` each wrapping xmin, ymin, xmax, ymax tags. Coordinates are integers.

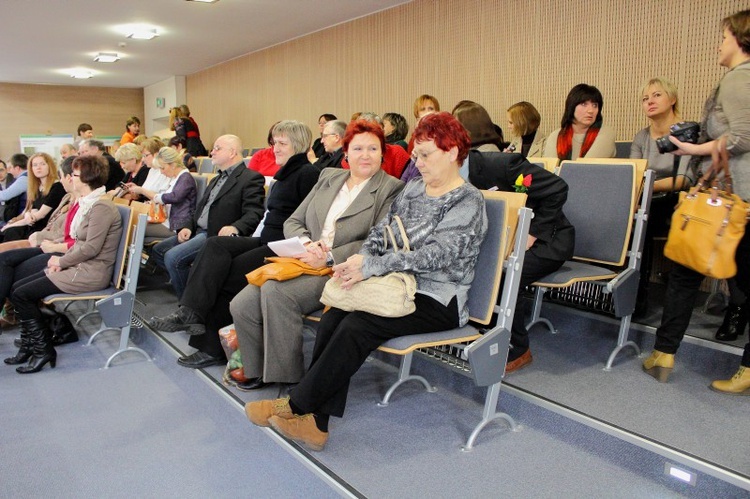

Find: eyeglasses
<box><xmin>321</xmin><ymin>133</ymin><xmax>338</xmax><ymax>138</ymax></box>
<box><xmin>411</xmin><ymin>148</ymin><xmax>440</xmax><ymax>162</ymax></box>
<box><xmin>72</xmin><ymin>173</ymin><xmax>81</xmax><ymax>177</ymax></box>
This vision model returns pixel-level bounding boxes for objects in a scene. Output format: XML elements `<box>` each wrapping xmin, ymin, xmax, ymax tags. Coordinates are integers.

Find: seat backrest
<box><xmin>526</xmin><ymin>156</ymin><xmax>559</xmax><ymax>173</ymax></box>
<box><xmin>578</xmin><ymin>157</ymin><xmax>647</xmax><ymax>206</ymax></box>
<box><xmin>615</xmin><ymin>141</ymin><xmax>632</xmax><ymax>159</ymax></box>
<box><xmin>190</xmin><ymin>173</ymin><xmax>209</xmax><ymax>202</ymax></box>
<box><xmin>197</xmin><ymin>157</ymin><xmax>214</xmax><ymax>174</ymax></box>
<box><xmin>112</xmin><ymin>205</ymin><xmax>135</xmax><ymax>288</ymax></box>
<box><xmin>468</xmin><ymin>191</ymin><xmax>526</xmax><ymax>325</ymax></box>
<box><xmin>557</xmin><ymin>160</ymin><xmax>636</xmax><ymax>266</ymax></box>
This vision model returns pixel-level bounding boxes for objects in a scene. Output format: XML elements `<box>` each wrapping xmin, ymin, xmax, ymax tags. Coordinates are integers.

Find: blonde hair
<box><xmin>412</xmin><ymin>94</ymin><xmax>441</xmax><ymax>119</ymax></box>
<box><xmin>640</xmin><ymin>77</ymin><xmax>680</xmax><ymax>116</ymax></box>
<box><xmin>26</xmin><ymin>153</ymin><xmax>60</xmax><ymax>211</ymax></box>
<box><xmin>114</xmin><ymin>143</ymin><xmax>142</xmax><ymax>163</ymax></box>
<box><xmin>507</xmin><ymin>101</ymin><xmax>541</xmax><ymax>137</ymax></box>
<box><xmin>152</xmin><ymin>146</ymin><xmax>184</xmax><ymax>170</ymax></box>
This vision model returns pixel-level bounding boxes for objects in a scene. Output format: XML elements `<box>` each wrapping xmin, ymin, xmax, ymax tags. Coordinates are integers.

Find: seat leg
<box><xmin>604</xmin><ymin>315</ymin><xmax>640</xmax><ymax>371</ymax></box>
<box><xmin>461</xmin><ymin>382</ymin><xmax>519</xmax><ymax>452</ymax></box>
<box><xmin>525</xmin><ymin>286</ymin><xmax>557</xmax><ymax>334</ymax></box>
<box><xmin>75</xmin><ymin>301</ymin><xmax>100</xmax><ymax>325</ymax></box>
<box><xmin>103</xmin><ymin>324</ymin><xmax>151</xmax><ymax>368</ymax></box>
<box><xmin>378</xmin><ymin>352</ymin><xmax>436</xmax><ymax>407</ymax></box>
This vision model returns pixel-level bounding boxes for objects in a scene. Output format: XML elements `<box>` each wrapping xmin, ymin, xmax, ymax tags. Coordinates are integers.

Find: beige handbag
<box><xmin>320</xmin><ymin>216</ymin><xmax>416</xmax><ymax>318</ymax></box>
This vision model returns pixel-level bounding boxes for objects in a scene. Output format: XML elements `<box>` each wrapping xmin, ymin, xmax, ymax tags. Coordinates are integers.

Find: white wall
<box><xmin>144</xmin><ymin>76</ymin><xmax>185</xmax><ymax>137</ymax></box>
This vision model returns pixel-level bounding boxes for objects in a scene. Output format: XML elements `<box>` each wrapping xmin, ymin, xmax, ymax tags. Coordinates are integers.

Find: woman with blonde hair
<box><xmin>504</xmin><ymin>101</ymin><xmax>544</xmax><ymax>157</ymax></box>
<box><xmin>0</xmin><ymin>153</ymin><xmax>64</xmax><ymax>242</ymax></box>
<box><xmin>126</xmin><ymin>147</ymin><xmax>197</xmax><ymax>239</ymax></box>
<box><xmin>170</xmin><ymin>106</ymin><xmax>207</xmax><ymax>157</ymax></box>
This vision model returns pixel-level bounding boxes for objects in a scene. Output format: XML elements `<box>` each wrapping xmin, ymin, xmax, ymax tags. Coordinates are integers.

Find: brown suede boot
<box><xmin>0</xmin><ymin>300</ymin><xmax>18</xmax><ymax>329</ymax></box>
<box><xmin>244</xmin><ymin>397</ymin><xmax>293</xmax><ymax>427</ymax></box>
<box><xmin>269</xmin><ymin>414</ymin><xmax>328</xmax><ymax>451</ymax></box>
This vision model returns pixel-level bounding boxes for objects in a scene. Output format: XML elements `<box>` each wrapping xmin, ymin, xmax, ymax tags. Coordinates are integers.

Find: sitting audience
<box><xmin>312</xmin><ymin>120</ymin><xmax>346</xmax><ymax>170</ymax></box>
<box><xmin>59</xmin><ymin>143</ymin><xmax>77</xmax><ymax>160</ymax></box>
<box><xmin>407</xmin><ymin>94</ymin><xmax>441</xmax><ymax>153</ymax></box>
<box><xmin>74</xmin><ymin>123</ymin><xmax>93</xmax><ymax>147</ymax></box>
<box><xmin>0</xmin><ymin>154</ymin><xmax>29</xmax><ymax>227</ymax></box>
<box><xmin>148</xmin><ymin>121</ymin><xmax>321</xmax><ymax>368</ymax></box>
<box><xmin>452</xmin><ymin>100</ymin><xmax>504</xmax><ymax>152</ymax></box>
<box><xmin>248</xmin><ymin>123</ymin><xmax>281</xmax><ymax>177</ymax></box>
<box><xmin>0</xmin><ymin>157</ymin><xmax>77</xmax><ymax>330</ymax></box>
<box><xmin>383</xmin><ymin>112</ymin><xmax>409</xmax><ymax>150</ymax></box>
<box><xmin>1</xmin><ymin>153</ymin><xmax>64</xmax><ymax>243</ymax></box>
<box><xmin>150</xmin><ymin>135</ymin><xmax>266</xmax><ymax>298</ymax></box>
<box><xmin>341</xmin><ymin>113</ymin><xmax>410</xmax><ymax>178</ymax></box>
<box><xmin>504</xmin><ymin>101</ymin><xmax>544</xmax><ymax>157</ymax></box>
<box><xmin>7</xmin><ymin>155</ymin><xmax>123</xmax><ymax>374</ymax></box>
<box><xmin>245</xmin><ymin>111</ymin><xmax>487</xmax><ymax>451</ymax></box>
<box><xmin>228</xmin><ymin>120</ymin><xmax>404</xmax><ymax>391</ymax></box>
<box><xmin>127</xmin><ymin>147</ymin><xmax>197</xmax><ymax>239</ymax></box>
<box><xmin>112</xmin><ymin>143</ymin><xmax>149</xmax><ymax>201</ymax></box>
<box><xmin>139</xmin><ymin>138</ymin><xmax>172</xmax><ymax>200</ymax></box>
<box><xmin>543</xmin><ymin>84</ymin><xmax>616</xmax><ymax>160</ymax></box>
<box><xmin>311</xmin><ymin>113</ymin><xmax>337</xmax><ymax>158</ymax></box>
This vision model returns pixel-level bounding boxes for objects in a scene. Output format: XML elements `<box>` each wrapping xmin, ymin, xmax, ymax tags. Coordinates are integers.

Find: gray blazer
<box><xmin>48</xmin><ymin>199</ymin><xmax>123</xmax><ymax>294</ymax></box>
<box><xmin>283</xmin><ymin>168</ymin><xmax>404</xmax><ymax>264</ymax></box>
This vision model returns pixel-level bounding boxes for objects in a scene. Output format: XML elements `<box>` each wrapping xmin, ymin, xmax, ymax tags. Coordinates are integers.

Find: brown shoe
<box><xmin>244</xmin><ymin>397</ymin><xmax>292</xmax><ymax>427</ymax></box>
<box><xmin>505</xmin><ymin>349</ymin><xmax>532</xmax><ymax>374</ymax></box>
<box><xmin>269</xmin><ymin>414</ymin><xmax>328</xmax><ymax>452</ymax></box>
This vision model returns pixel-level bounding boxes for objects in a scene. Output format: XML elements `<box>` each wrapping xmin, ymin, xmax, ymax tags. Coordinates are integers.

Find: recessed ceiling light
<box><xmin>186</xmin><ymin>0</ymin><xmax>219</xmax><ymax>3</ymax></box>
<box><xmin>127</xmin><ymin>27</ymin><xmax>159</xmax><ymax>40</ymax></box>
<box><xmin>69</xmin><ymin>68</ymin><xmax>94</xmax><ymax>79</ymax></box>
<box><xmin>94</xmin><ymin>52</ymin><xmax>120</xmax><ymax>63</ymax></box>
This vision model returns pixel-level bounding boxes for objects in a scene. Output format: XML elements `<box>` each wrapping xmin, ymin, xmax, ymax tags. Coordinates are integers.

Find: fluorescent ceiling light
<box><xmin>94</xmin><ymin>52</ymin><xmax>120</xmax><ymax>63</ymax></box>
<box><xmin>127</xmin><ymin>27</ymin><xmax>159</xmax><ymax>40</ymax></box>
<box><xmin>69</xmin><ymin>68</ymin><xmax>94</xmax><ymax>79</ymax></box>
<box><xmin>186</xmin><ymin>0</ymin><xmax>219</xmax><ymax>3</ymax></box>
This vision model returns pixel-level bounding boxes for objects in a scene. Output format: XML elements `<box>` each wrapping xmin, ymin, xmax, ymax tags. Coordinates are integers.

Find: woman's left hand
<box><xmin>125</xmin><ymin>183</ymin><xmax>141</xmax><ymax>195</ymax></box>
<box><xmin>295</xmin><ymin>240</ymin><xmax>328</xmax><ymax>269</ymax></box>
<box><xmin>332</xmin><ymin>254</ymin><xmax>364</xmax><ymax>290</ymax></box>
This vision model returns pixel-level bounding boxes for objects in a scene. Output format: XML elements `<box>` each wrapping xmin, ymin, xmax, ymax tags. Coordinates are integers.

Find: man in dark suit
<box><xmin>78</xmin><ymin>139</ymin><xmax>125</xmax><ymax>192</ymax></box>
<box><xmin>151</xmin><ymin>134</ymin><xmax>265</xmax><ymax>298</ymax></box>
<box><xmin>467</xmin><ymin>151</ymin><xmax>575</xmax><ymax>372</ymax></box>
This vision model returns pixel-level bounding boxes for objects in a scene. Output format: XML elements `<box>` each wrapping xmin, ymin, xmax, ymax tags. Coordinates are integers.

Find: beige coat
<box><xmin>48</xmin><ymin>199</ymin><xmax>123</xmax><ymax>293</ymax></box>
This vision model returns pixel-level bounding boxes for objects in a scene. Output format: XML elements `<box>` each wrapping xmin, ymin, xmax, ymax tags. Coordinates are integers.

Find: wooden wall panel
<box><xmin>186</xmin><ymin>0</ymin><xmax>746</xmax><ymax>150</ymax></box>
<box><xmin>0</xmin><ymin>83</ymin><xmax>143</xmax><ymax>160</ymax></box>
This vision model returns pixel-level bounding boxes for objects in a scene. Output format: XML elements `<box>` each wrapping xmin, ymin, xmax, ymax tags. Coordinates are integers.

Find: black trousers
<box><xmin>0</xmin><ymin>248</ymin><xmax>56</xmax><ymax>303</ymax></box>
<box><xmin>290</xmin><ymin>294</ymin><xmax>459</xmax><ymax>419</ymax></box>
<box><xmin>10</xmin><ymin>272</ymin><xmax>62</xmax><ymax>321</ymax></box>
<box><xmin>510</xmin><ymin>250</ymin><xmax>566</xmax><ymax>360</ymax></box>
<box><xmin>655</xmin><ymin>229</ymin><xmax>750</xmax><ymax>367</ymax></box>
<box><xmin>180</xmin><ymin>236</ymin><xmax>275</xmax><ymax>357</ymax></box>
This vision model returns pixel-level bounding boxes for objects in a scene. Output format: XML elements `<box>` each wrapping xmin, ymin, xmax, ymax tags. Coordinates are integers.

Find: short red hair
<box><xmin>343</xmin><ymin>120</ymin><xmax>386</xmax><ymax>154</ymax></box>
<box><xmin>413</xmin><ymin>112</ymin><xmax>471</xmax><ymax>163</ymax></box>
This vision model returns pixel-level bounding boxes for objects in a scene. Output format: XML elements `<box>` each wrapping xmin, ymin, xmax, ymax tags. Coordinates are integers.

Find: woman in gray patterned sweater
<box><xmin>246</xmin><ymin>112</ymin><xmax>487</xmax><ymax>450</ymax></box>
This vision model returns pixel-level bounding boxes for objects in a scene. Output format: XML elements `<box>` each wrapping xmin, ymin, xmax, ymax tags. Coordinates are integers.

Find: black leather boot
<box><xmin>715</xmin><ymin>303</ymin><xmax>749</xmax><ymax>342</ymax></box>
<box><xmin>16</xmin><ymin>319</ymin><xmax>57</xmax><ymax>374</ymax></box>
<box><xmin>4</xmin><ymin>322</ymin><xmax>32</xmax><ymax>365</ymax></box>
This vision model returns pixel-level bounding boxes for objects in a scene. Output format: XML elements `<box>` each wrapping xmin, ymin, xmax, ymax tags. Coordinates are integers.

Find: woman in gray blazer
<box><xmin>8</xmin><ymin>155</ymin><xmax>123</xmax><ymax>374</ymax></box>
<box><xmin>229</xmin><ymin>120</ymin><xmax>404</xmax><ymax>390</ymax></box>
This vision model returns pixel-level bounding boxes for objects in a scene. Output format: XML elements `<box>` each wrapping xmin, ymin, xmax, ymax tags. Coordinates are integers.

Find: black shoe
<box><xmin>177</xmin><ymin>351</ymin><xmax>223</xmax><ymax>369</ymax></box>
<box><xmin>235</xmin><ymin>377</ymin><xmax>271</xmax><ymax>392</ymax></box>
<box><xmin>715</xmin><ymin>302</ymin><xmax>748</xmax><ymax>342</ymax></box>
<box><xmin>148</xmin><ymin>306</ymin><xmax>205</xmax><ymax>336</ymax></box>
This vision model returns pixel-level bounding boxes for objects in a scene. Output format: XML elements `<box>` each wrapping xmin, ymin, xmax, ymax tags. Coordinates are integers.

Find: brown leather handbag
<box><xmin>664</xmin><ymin>138</ymin><xmax>750</xmax><ymax>279</ymax></box>
<box><xmin>246</xmin><ymin>256</ymin><xmax>332</xmax><ymax>286</ymax></box>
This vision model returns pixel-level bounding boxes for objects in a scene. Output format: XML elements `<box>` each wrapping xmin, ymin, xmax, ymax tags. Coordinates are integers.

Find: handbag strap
<box><xmin>383</xmin><ymin>215</ymin><xmax>411</xmax><ymax>253</ymax></box>
<box><xmin>694</xmin><ymin>136</ymin><xmax>733</xmax><ymax>198</ymax></box>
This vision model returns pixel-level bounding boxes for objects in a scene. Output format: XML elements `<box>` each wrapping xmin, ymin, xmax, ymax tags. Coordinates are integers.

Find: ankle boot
<box><xmin>715</xmin><ymin>303</ymin><xmax>748</xmax><ymax>342</ymax></box>
<box><xmin>710</xmin><ymin>366</ymin><xmax>750</xmax><ymax>395</ymax></box>
<box><xmin>0</xmin><ymin>299</ymin><xmax>18</xmax><ymax>329</ymax></box>
<box><xmin>642</xmin><ymin>350</ymin><xmax>674</xmax><ymax>382</ymax></box>
<box><xmin>4</xmin><ymin>323</ymin><xmax>32</xmax><ymax>365</ymax></box>
<box><xmin>16</xmin><ymin>319</ymin><xmax>57</xmax><ymax>374</ymax></box>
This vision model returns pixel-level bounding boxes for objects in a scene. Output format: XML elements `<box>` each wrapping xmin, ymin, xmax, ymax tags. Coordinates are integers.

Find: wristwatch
<box><xmin>325</xmin><ymin>251</ymin><xmax>334</xmax><ymax>268</ymax></box>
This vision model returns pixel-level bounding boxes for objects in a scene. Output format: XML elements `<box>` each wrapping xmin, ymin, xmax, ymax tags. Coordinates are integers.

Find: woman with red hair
<box><xmin>245</xmin><ymin>112</ymin><xmax>487</xmax><ymax>451</ymax></box>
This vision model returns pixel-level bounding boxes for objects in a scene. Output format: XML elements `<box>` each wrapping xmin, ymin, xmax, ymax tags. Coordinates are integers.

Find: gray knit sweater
<box><xmin>360</xmin><ymin>179</ymin><xmax>487</xmax><ymax>326</ymax></box>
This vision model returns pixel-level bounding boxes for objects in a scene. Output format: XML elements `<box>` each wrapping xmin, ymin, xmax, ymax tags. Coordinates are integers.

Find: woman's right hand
<box><xmin>177</xmin><ymin>228</ymin><xmax>192</xmax><ymax>243</ymax></box>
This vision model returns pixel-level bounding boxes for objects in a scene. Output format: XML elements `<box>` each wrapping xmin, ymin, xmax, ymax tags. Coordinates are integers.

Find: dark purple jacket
<box><xmin>160</xmin><ymin>171</ymin><xmax>197</xmax><ymax>231</ymax></box>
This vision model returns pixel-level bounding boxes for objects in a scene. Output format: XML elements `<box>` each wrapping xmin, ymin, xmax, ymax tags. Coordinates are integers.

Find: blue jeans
<box><xmin>152</xmin><ymin>231</ymin><xmax>207</xmax><ymax>299</ymax></box>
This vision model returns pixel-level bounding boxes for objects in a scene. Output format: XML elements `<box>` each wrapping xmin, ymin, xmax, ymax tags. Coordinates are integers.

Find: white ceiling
<box><xmin>0</xmin><ymin>0</ymin><xmax>410</xmax><ymax>88</ymax></box>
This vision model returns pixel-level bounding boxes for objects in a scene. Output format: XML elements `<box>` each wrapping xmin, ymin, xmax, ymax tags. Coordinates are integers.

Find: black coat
<box><xmin>182</xmin><ymin>161</ymin><xmax>265</xmax><ymax>237</ymax></box>
<box><xmin>467</xmin><ymin>150</ymin><xmax>575</xmax><ymax>262</ymax></box>
<box><xmin>262</xmin><ymin>153</ymin><xmax>321</xmax><ymax>243</ymax></box>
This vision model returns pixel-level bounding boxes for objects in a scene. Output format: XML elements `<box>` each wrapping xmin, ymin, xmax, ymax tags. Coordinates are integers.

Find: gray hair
<box><xmin>358</xmin><ymin>112</ymin><xmax>383</xmax><ymax>126</ymax></box>
<box><xmin>326</xmin><ymin>120</ymin><xmax>347</xmax><ymax>138</ymax></box>
<box><xmin>82</xmin><ymin>139</ymin><xmax>106</xmax><ymax>152</ymax></box>
<box><xmin>272</xmin><ymin>120</ymin><xmax>312</xmax><ymax>155</ymax></box>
